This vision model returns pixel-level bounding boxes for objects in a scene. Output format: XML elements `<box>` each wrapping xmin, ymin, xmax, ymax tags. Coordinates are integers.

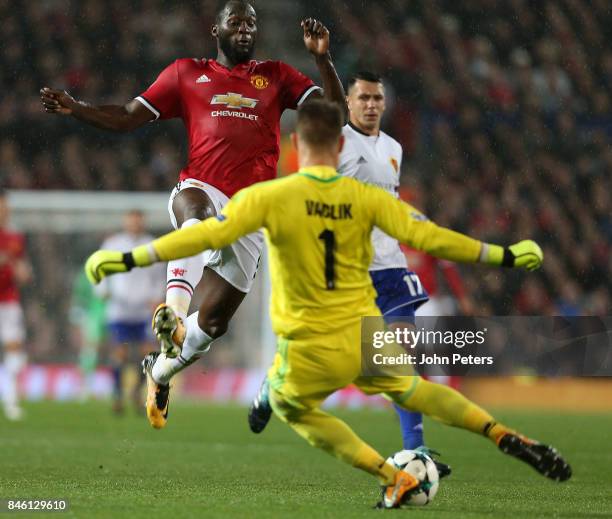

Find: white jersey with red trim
<box><xmin>338</xmin><ymin>123</ymin><xmax>407</xmax><ymax>271</ymax></box>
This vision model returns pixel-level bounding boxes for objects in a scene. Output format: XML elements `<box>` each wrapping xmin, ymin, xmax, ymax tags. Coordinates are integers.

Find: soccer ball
<box><xmin>387</xmin><ymin>449</ymin><xmax>439</xmax><ymax>506</ymax></box>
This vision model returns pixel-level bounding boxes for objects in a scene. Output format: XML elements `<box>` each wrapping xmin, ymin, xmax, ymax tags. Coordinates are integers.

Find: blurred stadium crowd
<box><xmin>322</xmin><ymin>0</ymin><xmax>612</xmax><ymax>317</ymax></box>
<box><xmin>1</xmin><ymin>0</ymin><xmax>610</xmax><ymax>359</ymax></box>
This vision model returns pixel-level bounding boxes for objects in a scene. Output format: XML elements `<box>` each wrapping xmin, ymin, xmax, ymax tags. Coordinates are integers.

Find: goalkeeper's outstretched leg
<box><xmin>389</xmin><ymin>377</ymin><xmax>572</xmax><ymax>482</ymax></box>
<box><xmin>268</xmin><ymin>388</ymin><xmax>420</xmax><ymax>509</ymax></box>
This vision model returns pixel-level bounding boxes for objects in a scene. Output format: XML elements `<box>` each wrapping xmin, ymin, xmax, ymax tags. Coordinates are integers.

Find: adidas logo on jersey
<box><xmin>357</xmin><ymin>156</ymin><xmax>367</xmax><ymax>164</ymax></box>
<box><xmin>196</xmin><ymin>74</ymin><xmax>211</xmax><ymax>83</ymax></box>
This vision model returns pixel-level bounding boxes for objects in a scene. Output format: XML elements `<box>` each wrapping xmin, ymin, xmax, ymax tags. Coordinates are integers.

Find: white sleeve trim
<box><xmin>297</xmin><ymin>85</ymin><xmax>323</xmax><ymax>106</ymax></box>
<box><xmin>479</xmin><ymin>243</ymin><xmax>489</xmax><ymax>263</ymax></box>
<box><xmin>135</xmin><ymin>96</ymin><xmax>160</xmax><ymax>120</ymax></box>
<box><xmin>147</xmin><ymin>243</ymin><xmax>159</xmax><ymax>263</ymax></box>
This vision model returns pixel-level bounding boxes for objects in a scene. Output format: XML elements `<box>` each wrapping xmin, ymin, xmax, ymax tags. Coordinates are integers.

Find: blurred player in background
<box><xmin>70</xmin><ymin>269</ymin><xmax>106</xmax><ymax>401</ymax></box>
<box><xmin>249</xmin><ymin>72</ymin><xmax>448</xmax><ymax>475</ymax></box>
<box><xmin>40</xmin><ymin>0</ymin><xmax>345</xmax><ymax>427</ymax></box>
<box><xmin>85</xmin><ymin>100</ymin><xmax>570</xmax><ymax>508</ymax></box>
<box><xmin>0</xmin><ymin>189</ymin><xmax>32</xmax><ymax>421</ymax></box>
<box><xmin>95</xmin><ymin>211</ymin><xmax>165</xmax><ymax>414</ymax></box>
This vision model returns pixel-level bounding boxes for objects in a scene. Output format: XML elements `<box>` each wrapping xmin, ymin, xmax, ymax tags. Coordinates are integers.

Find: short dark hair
<box><xmin>296</xmin><ymin>100</ymin><xmax>343</xmax><ymax>149</ymax></box>
<box><xmin>347</xmin><ymin>71</ymin><xmax>383</xmax><ymax>91</ymax></box>
<box><xmin>215</xmin><ymin>0</ymin><xmax>255</xmax><ymax>24</ymax></box>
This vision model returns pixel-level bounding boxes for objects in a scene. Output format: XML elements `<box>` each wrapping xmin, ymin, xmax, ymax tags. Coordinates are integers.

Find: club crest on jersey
<box><xmin>250</xmin><ymin>74</ymin><xmax>269</xmax><ymax>89</ymax></box>
<box><xmin>390</xmin><ymin>157</ymin><xmax>399</xmax><ymax>173</ymax></box>
<box><xmin>211</xmin><ymin>93</ymin><xmax>258</xmax><ymax>109</ymax></box>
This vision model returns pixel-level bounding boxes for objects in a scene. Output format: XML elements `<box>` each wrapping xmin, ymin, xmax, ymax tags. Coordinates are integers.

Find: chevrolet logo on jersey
<box><xmin>211</xmin><ymin>93</ymin><xmax>258</xmax><ymax>109</ymax></box>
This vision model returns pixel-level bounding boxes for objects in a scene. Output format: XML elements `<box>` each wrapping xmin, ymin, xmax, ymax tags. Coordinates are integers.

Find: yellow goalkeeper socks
<box><xmin>400</xmin><ymin>378</ymin><xmax>510</xmax><ymax>443</ymax></box>
<box><xmin>354</xmin><ymin>444</ymin><xmax>398</xmax><ymax>485</ymax></box>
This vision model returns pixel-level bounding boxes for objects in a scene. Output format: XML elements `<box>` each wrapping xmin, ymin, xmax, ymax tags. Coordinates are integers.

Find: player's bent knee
<box><xmin>180</xmin><ymin>205</ymin><xmax>212</xmax><ymax>223</ymax></box>
<box><xmin>173</xmin><ymin>189</ymin><xmax>216</xmax><ymax>224</ymax></box>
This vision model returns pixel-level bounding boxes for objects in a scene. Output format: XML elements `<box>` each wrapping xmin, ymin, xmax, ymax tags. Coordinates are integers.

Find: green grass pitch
<box><xmin>0</xmin><ymin>401</ymin><xmax>611</xmax><ymax>518</ymax></box>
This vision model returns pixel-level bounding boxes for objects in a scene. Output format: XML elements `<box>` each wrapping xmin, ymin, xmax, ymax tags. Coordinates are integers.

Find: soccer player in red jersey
<box><xmin>40</xmin><ymin>0</ymin><xmax>345</xmax><ymax>427</ymax></box>
<box><xmin>0</xmin><ymin>189</ymin><xmax>32</xmax><ymax>421</ymax></box>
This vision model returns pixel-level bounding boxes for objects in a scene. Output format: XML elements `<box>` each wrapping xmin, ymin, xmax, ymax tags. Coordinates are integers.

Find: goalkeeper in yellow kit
<box><xmin>85</xmin><ymin>100</ymin><xmax>571</xmax><ymax>508</ymax></box>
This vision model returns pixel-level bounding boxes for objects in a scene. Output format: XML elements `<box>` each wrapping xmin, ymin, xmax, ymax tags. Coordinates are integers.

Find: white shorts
<box><xmin>168</xmin><ymin>179</ymin><xmax>264</xmax><ymax>293</ymax></box>
<box><xmin>0</xmin><ymin>302</ymin><xmax>26</xmax><ymax>345</ymax></box>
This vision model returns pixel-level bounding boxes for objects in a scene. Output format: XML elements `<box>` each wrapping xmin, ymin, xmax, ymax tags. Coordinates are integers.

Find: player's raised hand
<box><xmin>40</xmin><ymin>87</ymin><xmax>77</xmax><ymax>115</ymax></box>
<box><xmin>85</xmin><ymin>250</ymin><xmax>133</xmax><ymax>285</ymax></box>
<box><xmin>301</xmin><ymin>18</ymin><xmax>330</xmax><ymax>56</ymax></box>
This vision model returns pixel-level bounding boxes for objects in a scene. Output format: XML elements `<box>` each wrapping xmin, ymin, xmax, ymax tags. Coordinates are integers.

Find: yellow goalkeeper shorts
<box><xmin>267</xmin><ymin>323</ymin><xmax>421</xmax><ymax>413</ymax></box>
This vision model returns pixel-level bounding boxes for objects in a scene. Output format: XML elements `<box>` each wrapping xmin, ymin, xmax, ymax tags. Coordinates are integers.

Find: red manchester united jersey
<box><xmin>136</xmin><ymin>58</ymin><xmax>320</xmax><ymax>197</ymax></box>
<box><xmin>0</xmin><ymin>229</ymin><xmax>25</xmax><ymax>303</ymax></box>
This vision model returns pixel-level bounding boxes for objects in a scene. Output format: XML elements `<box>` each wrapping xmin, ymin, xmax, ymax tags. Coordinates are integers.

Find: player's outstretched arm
<box><xmin>370</xmin><ymin>188</ymin><xmax>543</xmax><ymax>271</ymax></box>
<box><xmin>85</xmin><ymin>219</ymin><xmax>248</xmax><ymax>285</ymax></box>
<box><xmin>40</xmin><ymin>88</ymin><xmax>153</xmax><ymax>132</ymax></box>
<box><xmin>301</xmin><ymin>18</ymin><xmax>347</xmax><ymax>118</ymax></box>
<box><xmin>85</xmin><ymin>186</ymin><xmax>268</xmax><ymax>285</ymax></box>
<box><xmin>85</xmin><ymin>219</ymin><xmax>226</xmax><ymax>285</ymax></box>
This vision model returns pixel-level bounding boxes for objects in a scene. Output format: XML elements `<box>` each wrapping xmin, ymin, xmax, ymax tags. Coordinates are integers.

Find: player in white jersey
<box><xmin>339</xmin><ymin>75</ymin><xmax>421</xmax><ymax>277</ymax></box>
<box><xmin>248</xmin><ymin>72</ymin><xmax>449</xmax><ymax>476</ymax></box>
<box><xmin>96</xmin><ymin>211</ymin><xmax>165</xmax><ymax>414</ymax></box>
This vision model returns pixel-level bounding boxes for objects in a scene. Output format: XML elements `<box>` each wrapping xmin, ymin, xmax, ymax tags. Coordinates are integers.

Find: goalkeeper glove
<box><xmin>85</xmin><ymin>250</ymin><xmax>135</xmax><ymax>285</ymax></box>
<box><xmin>85</xmin><ymin>245</ymin><xmax>154</xmax><ymax>285</ymax></box>
<box><xmin>482</xmin><ymin>240</ymin><xmax>543</xmax><ymax>271</ymax></box>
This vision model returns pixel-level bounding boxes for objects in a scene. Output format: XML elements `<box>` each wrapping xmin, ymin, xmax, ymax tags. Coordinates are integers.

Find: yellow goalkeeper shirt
<box><xmin>151</xmin><ymin>165</ymin><xmax>482</xmax><ymax>338</ymax></box>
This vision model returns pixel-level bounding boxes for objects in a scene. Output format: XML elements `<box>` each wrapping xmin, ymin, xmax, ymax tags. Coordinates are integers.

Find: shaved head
<box><xmin>215</xmin><ymin>0</ymin><xmax>255</xmax><ymax>24</ymax></box>
<box><xmin>212</xmin><ymin>0</ymin><xmax>257</xmax><ymax>64</ymax></box>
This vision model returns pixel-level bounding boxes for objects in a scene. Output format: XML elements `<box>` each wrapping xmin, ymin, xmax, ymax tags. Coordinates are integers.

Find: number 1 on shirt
<box><xmin>318</xmin><ymin>229</ymin><xmax>336</xmax><ymax>289</ymax></box>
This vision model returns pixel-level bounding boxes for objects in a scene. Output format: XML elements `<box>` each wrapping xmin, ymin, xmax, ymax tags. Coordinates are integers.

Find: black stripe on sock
<box><xmin>178</xmin><ymin>355</ymin><xmax>200</xmax><ymax>367</ymax></box>
<box><xmin>166</xmin><ymin>278</ymin><xmax>195</xmax><ymax>291</ymax></box>
<box><xmin>483</xmin><ymin>421</ymin><xmax>497</xmax><ymax>436</ymax></box>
